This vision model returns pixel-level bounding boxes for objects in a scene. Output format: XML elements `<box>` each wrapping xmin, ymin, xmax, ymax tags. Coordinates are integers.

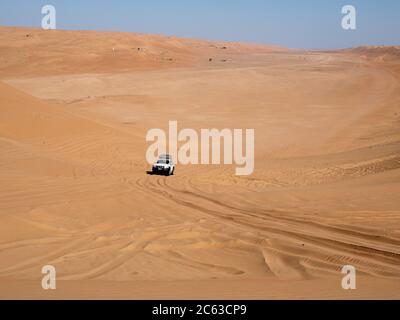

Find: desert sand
<box><xmin>0</xmin><ymin>27</ymin><xmax>399</xmax><ymax>299</ymax></box>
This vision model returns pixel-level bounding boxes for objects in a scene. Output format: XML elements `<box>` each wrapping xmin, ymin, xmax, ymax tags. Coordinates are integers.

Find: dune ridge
<box><xmin>0</xmin><ymin>27</ymin><xmax>285</xmax><ymax>78</ymax></box>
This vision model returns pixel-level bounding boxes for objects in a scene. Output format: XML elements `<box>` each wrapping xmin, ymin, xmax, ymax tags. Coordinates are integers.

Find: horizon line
<box><xmin>1</xmin><ymin>25</ymin><xmax>396</xmax><ymax>52</ymax></box>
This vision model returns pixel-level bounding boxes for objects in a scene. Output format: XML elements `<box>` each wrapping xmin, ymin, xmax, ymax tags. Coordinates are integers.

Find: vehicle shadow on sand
<box><xmin>146</xmin><ymin>171</ymin><xmax>175</xmax><ymax>176</ymax></box>
<box><xmin>146</xmin><ymin>171</ymin><xmax>166</xmax><ymax>176</ymax></box>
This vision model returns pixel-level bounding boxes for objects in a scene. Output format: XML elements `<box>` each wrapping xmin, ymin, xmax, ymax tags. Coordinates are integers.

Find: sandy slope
<box><xmin>0</xmin><ymin>27</ymin><xmax>284</xmax><ymax>78</ymax></box>
<box><xmin>0</xmin><ymin>27</ymin><xmax>400</xmax><ymax>299</ymax></box>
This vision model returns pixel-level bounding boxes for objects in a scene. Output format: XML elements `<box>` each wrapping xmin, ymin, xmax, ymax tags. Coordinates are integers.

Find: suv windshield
<box><xmin>157</xmin><ymin>160</ymin><xmax>169</xmax><ymax>164</ymax></box>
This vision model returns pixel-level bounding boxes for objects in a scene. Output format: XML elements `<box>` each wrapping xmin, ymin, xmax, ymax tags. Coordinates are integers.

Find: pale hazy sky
<box><xmin>0</xmin><ymin>0</ymin><xmax>399</xmax><ymax>49</ymax></box>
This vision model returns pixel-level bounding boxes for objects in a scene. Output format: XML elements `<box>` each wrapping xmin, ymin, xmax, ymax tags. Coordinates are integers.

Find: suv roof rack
<box><xmin>159</xmin><ymin>154</ymin><xmax>172</xmax><ymax>159</ymax></box>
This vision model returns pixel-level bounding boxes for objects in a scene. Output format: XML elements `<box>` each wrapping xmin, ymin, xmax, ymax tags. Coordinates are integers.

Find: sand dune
<box><xmin>343</xmin><ymin>46</ymin><xmax>400</xmax><ymax>62</ymax></box>
<box><xmin>0</xmin><ymin>27</ymin><xmax>284</xmax><ymax>78</ymax></box>
<box><xmin>0</xmin><ymin>27</ymin><xmax>400</xmax><ymax>299</ymax></box>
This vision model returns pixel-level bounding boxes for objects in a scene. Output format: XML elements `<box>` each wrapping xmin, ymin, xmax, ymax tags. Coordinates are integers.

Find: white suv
<box><xmin>152</xmin><ymin>154</ymin><xmax>175</xmax><ymax>176</ymax></box>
